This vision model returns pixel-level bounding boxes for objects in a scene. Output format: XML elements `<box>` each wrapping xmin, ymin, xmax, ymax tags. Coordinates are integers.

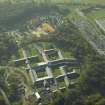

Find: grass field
<box><xmin>36</xmin><ymin>70</ymin><xmax>48</xmax><ymax>78</ymax></box>
<box><xmin>24</xmin><ymin>44</ymin><xmax>39</xmax><ymax>57</ymax></box>
<box><xmin>1</xmin><ymin>0</ymin><xmax>105</xmax><ymax>5</ymax></box>
<box><xmin>85</xmin><ymin>9</ymin><xmax>105</xmax><ymax>20</ymax></box>
<box><xmin>61</xmin><ymin>49</ymin><xmax>74</xmax><ymax>58</ymax></box>
<box><xmin>70</xmin><ymin>0</ymin><xmax>105</xmax><ymax>4</ymax></box>
<box><xmin>1</xmin><ymin>0</ymin><xmax>105</xmax><ymax>4</ymax></box>
<box><xmin>52</xmin><ymin>68</ymin><xmax>62</xmax><ymax>77</ymax></box>
<box><xmin>58</xmin><ymin>80</ymin><xmax>66</xmax><ymax>88</ymax></box>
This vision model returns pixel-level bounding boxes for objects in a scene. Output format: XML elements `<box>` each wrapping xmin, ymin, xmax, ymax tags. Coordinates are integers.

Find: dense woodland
<box><xmin>0</xmin><ymin>33</ymin><xmax>17</xmax><ymax>65</ymax></box>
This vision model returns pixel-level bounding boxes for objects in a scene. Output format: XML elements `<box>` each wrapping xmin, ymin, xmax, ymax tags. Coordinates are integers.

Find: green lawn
<box><xmin>61</xmin><ymin>49</ymin><xmax>74</xmax><ymax>58</ymax></box>
<box><xmin>68</xmin><ymin>0</ymin><xmax>105</xmax><ymax>5</ymax></box>
<box><xmin>11</xmin><ymin>47</ymin><xmax>24</xmax><ymax>60</ymax></box>
<box><xmin>58</xmin><ymin>80</ymin><xmax>66</xmax><ymax>88</ymax></box>
<box><xmin>86</xmin><ymin>9</ymin><xmax>105</xmax><ymax>20</ymax></box>
<box><xmin>52</xmin><ymin>68</ymin><xmax>62</xmax><ymax>77</ymax></box>
<box><xmin>36</xmin><ymin>70</ymin><xmax>48</xmax><ymax>78</ymax></box>
<box><xmin>24</xmin><ymin>44</ymin><xmax>38</xmax><ymax>57</ymax></box>
<box><xmin>30</xmin><ymin>62</ymin><xmax>38</xmax><ymax>68</ymax></box>
<box><xmin>41</xmin><ymin>42</ymin><xmax>54</xmax><ymax>50</ymax></box>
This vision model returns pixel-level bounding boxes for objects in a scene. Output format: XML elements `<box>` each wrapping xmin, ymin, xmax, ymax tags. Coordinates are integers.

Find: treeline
<box><xmin>22</xmin><ymin>18</ymin><xmax>105</xmax><ymax>105</ymax></box>
<box><xmin>0</xmin><ymin>2</ymin><xmax>69</xmax><ymax>31</ymax></box>
<box><xmin>0</xmin><ymin>33</ymin><xmax>17</xmax><ymax>65</ymax></box>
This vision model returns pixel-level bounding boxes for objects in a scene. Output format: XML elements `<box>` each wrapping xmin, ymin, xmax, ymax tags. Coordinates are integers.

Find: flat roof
<box><xmin>36</xmin><ymin>76</ymin><xmax>53</xmax><ymax>82</ymax></box>
<box><xmin>38</xmin><ymin>62</ymin><xmax>47</xmax><ymax>66</ymax></box>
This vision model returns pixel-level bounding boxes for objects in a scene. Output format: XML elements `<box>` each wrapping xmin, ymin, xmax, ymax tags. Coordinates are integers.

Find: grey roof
<box><xmin>48</xmin><ymin>58</ymin><xmax>77</xmax><ymax>67</ymax></box>
<box><xmin>34</xmin><ymin>58</ymin><xmax>78</xmax><ymax>69</ymax></box>
<box><xmin>67</xmin><ymin>71</ymin><xmax>79</xmax><ymax>79</ymax></box>
<box><xmin>56</xmin><ymin>74</ymin><xmax>65</xmax><ymax>80</ymax></box>
<box><xmin>44</xmin><ymin>49</ymin><xmax>57</xmax><ymax>55</ymax></box>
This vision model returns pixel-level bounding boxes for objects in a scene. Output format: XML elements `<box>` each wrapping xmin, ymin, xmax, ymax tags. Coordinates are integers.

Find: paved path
<box><xmin>41</xmin><ymin>51</ymin><xmax>53</xmax><ymax>78</ymax></box>
<box><xmin>35</xmin><ymin>44</ymin><xmax>53</xmax><ymax>78</ymax></box>
<box><xmin>12</xmin><ymin>31</ymin><xmax>37</xmax><ymax>83</ymax></box>
<box><xmin>57</xmin><ymin>49</ymin><xmax>69</xmax><ymax>87</ymax></box>
<box><xmin>21</xmin><ymin>45</ymin><xmax>38</xmax><ymax>82</ymax></box>
<box><xmin>0</xmin><ymin>88</ymin><xmax>11</xmax><ymax>105</ymax></box>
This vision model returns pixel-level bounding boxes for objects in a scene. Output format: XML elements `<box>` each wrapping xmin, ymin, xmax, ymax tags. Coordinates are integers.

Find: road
<box><xmin>0</xmin><ymin>88</ymin><xmax>11</xmax><ymax>105</ymax></box>
<box><xmin>75</xmin><ymin>8</ymin><xmax>105</xmax><ymax>55</ymax></box>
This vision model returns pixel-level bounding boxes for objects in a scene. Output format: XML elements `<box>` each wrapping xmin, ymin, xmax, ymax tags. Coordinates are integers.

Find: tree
<box><xmin>0</xmin><ymin>33</ymin><xmax>17</xmax><ymax>65</ymax></box>
<box><xmin>95</xmin><ymin>98</ymin><xmax>105</xmax><ymax>105</ymax></box>
<box><xmin>78</xmin><ymin>56</ymin><xmax>105</xmax><ymax>95</ymax></box>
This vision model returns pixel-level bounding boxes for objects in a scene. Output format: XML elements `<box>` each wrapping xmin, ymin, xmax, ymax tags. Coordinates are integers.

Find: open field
<box><xmin>0</xmin><ymin>0</ymin><xmax>105</xmax><ymax>31</ymax></box>
<box><xmin>0</xmin><ymin>0</ymin><xmax>105</xmax><ymax>4</ymax></box>
<box><xmin>36</xmin><ymin>70</ymin><xmax>48</xmax><ymax>78</ymax></box>
<box><xmin>52</xmin><ymin>68</ymin><xmax>62</xmax><ymax>77</ymax></box>
<box><xmin>1</xmin><ymin>0</ymin><xmax>105</xmax><ymax>104</ymax></box>
<box><xmin>83</xmin><ymin>8</ymin><xmax>105</xmax><ymax>20</ymax></box>
<box><xmin>69</xmin><ymin>0</ymin><xmax>105</xmax><ymax>4</ymax></box>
